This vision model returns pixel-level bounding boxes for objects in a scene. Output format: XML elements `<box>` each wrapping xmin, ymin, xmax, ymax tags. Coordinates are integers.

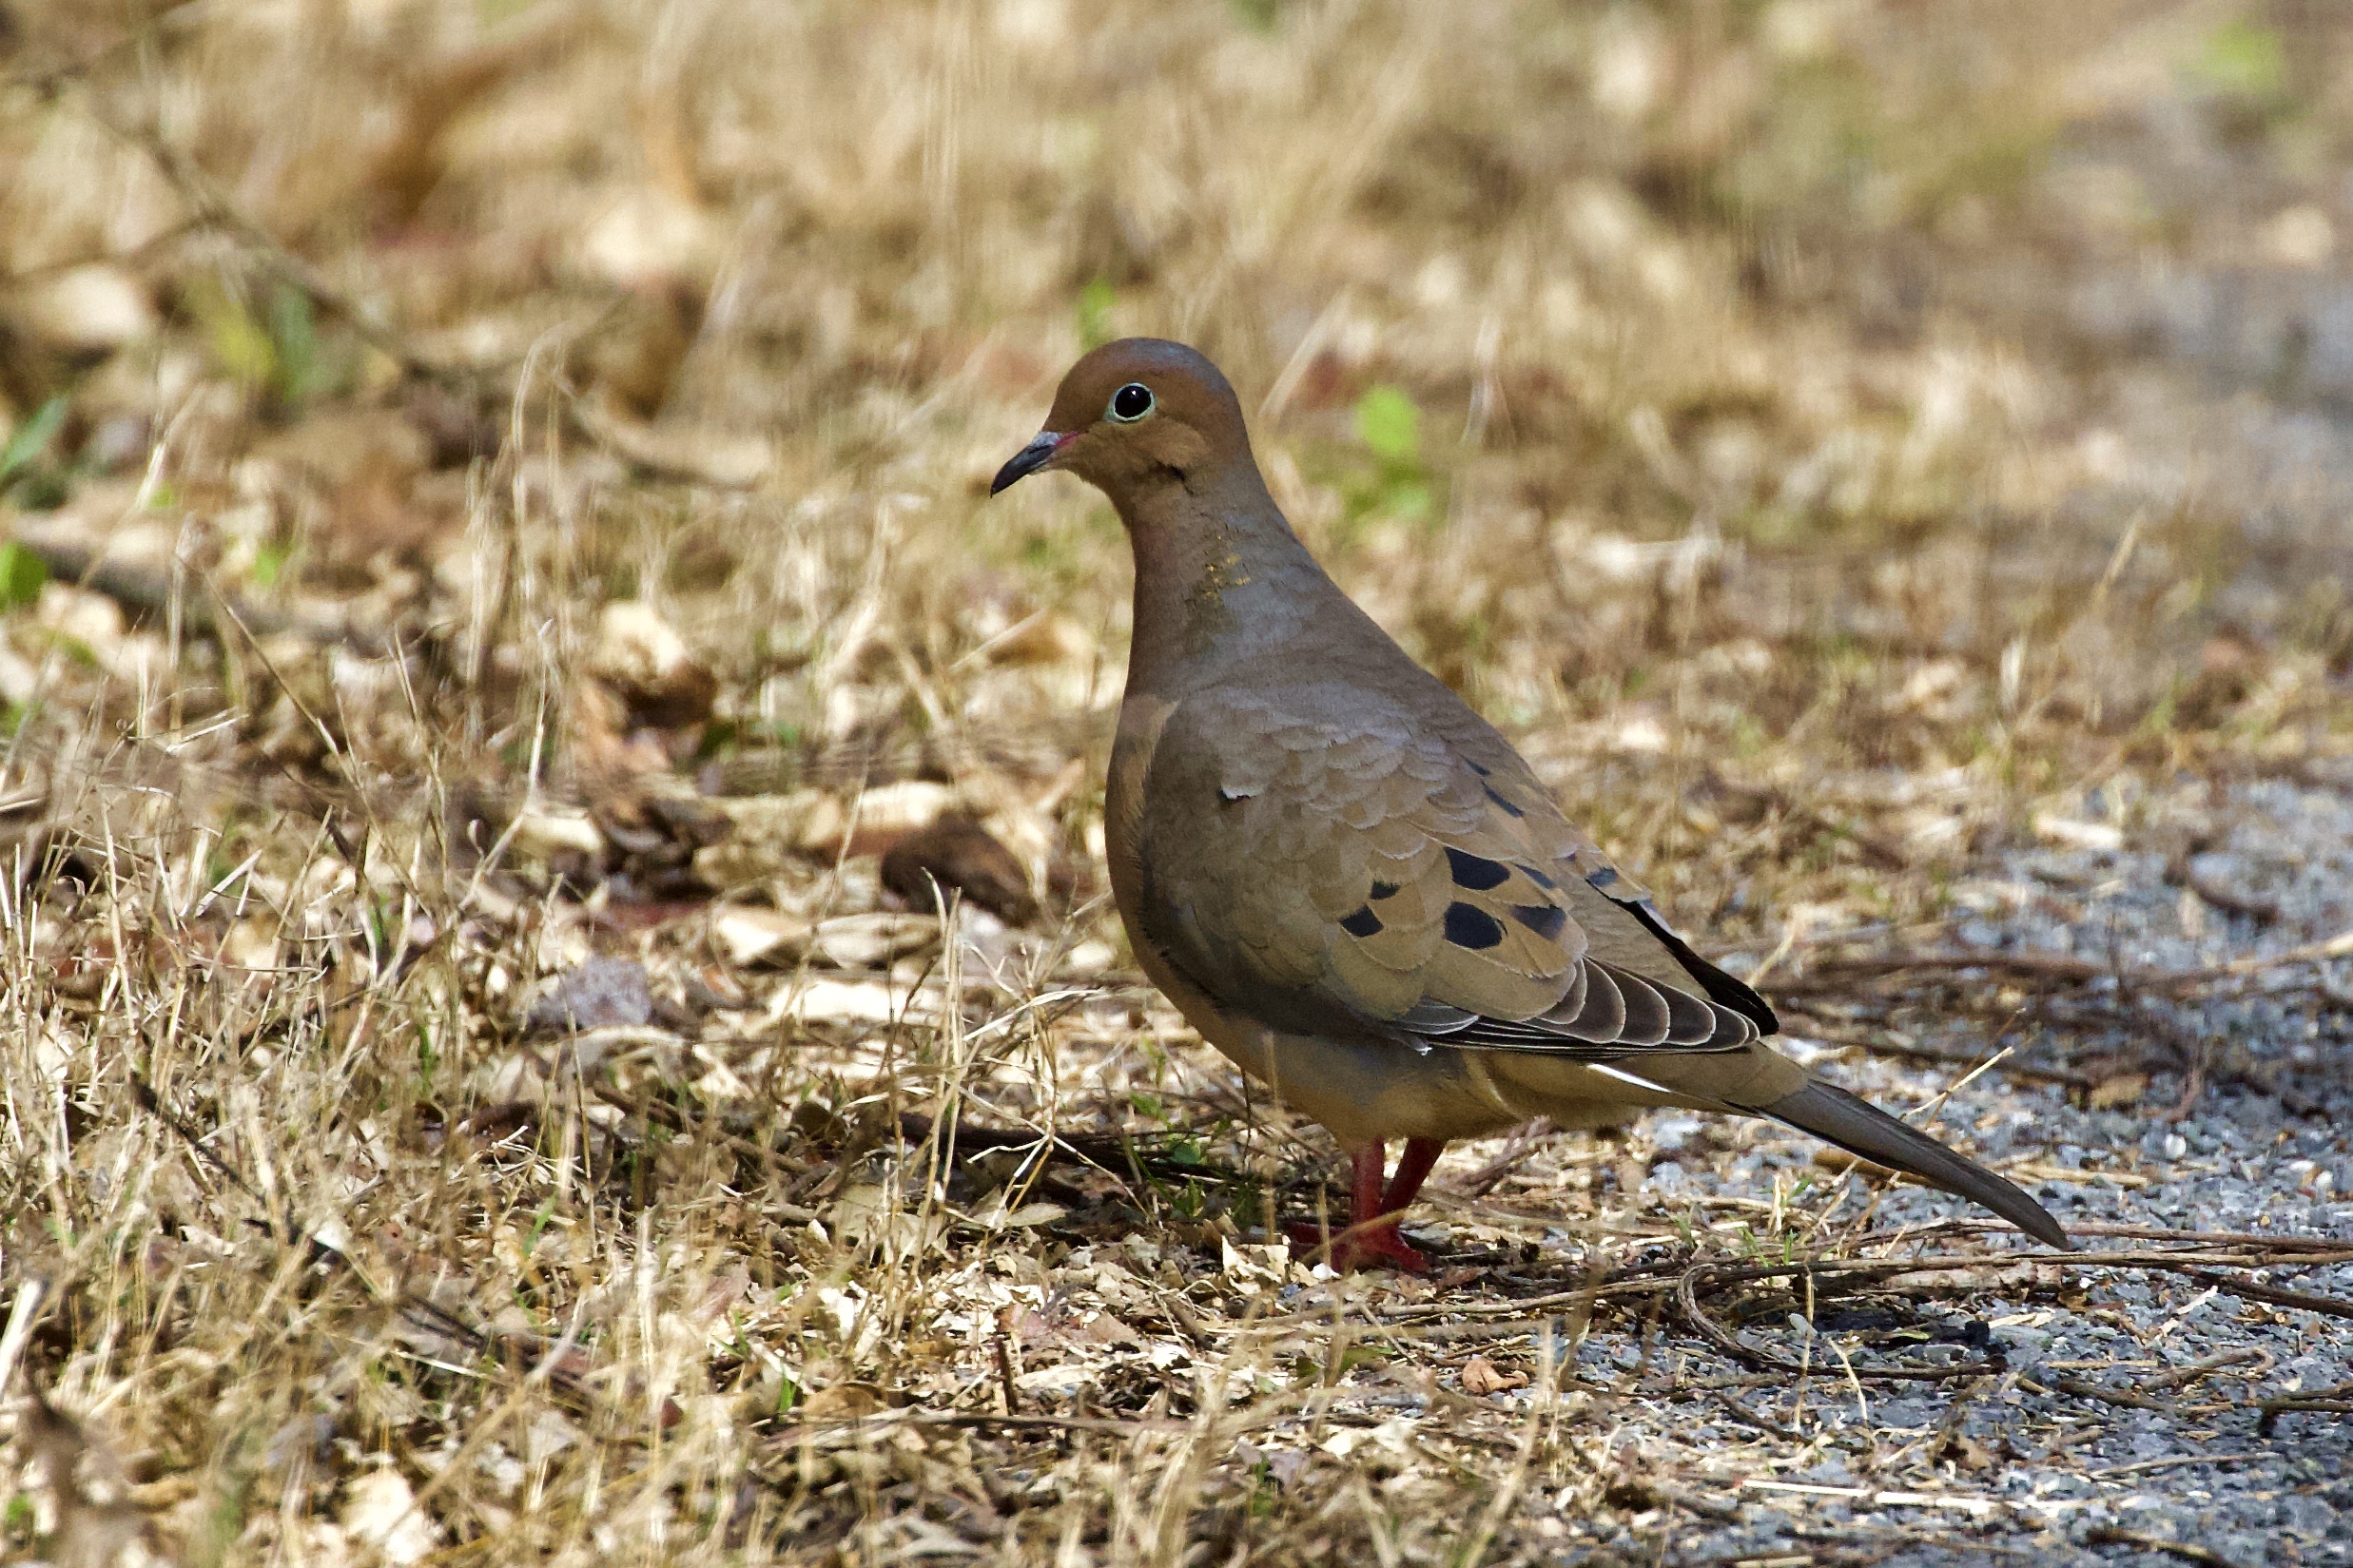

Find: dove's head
<box><xmin>990</xmin><ymin>339</ymin><xmax>1253</xmax><ymax>507</ymax></box>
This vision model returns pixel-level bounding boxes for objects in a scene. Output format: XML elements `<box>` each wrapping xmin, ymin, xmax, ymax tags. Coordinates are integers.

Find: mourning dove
<box><xmin>992</xmin><ymin>339</ymin><xmax>2069</xmax><ymax>1269</ymax></box>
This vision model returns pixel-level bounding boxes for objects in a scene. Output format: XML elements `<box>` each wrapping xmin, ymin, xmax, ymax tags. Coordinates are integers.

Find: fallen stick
<box><xmin>1773</xmin><ymin>929</ymin><xmax>2353</xmax><ymax>998</ymax></box>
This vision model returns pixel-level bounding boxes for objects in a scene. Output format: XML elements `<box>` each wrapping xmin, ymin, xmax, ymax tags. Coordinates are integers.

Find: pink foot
<box><xmin>1283</xmin><ymin>1137</ymin><xmax>1446</xmax><ymax>1272</ymax></box>
<box><xmin>1283</xmin><ymin>1218</ymin><xmax>1430</xmax><ymax>1273</ymax></box>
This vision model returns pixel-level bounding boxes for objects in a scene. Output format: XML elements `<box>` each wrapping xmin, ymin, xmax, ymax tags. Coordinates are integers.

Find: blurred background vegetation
<box><xmin>0</xmin><ymin>0</ymin><xmax>2345</xmax><ymax>817</ymax></box>
<box><xmin>4</xmin><ymin>2</ymin><xmax>2351</xmax><ymax>766</ymax></box>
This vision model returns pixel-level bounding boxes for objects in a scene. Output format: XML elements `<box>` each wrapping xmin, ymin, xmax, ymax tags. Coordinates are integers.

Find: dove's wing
<box><xmin>1132</xmin><ymin>682</ymin><xmax>1774</xmax><ymax>1058</ymax></box>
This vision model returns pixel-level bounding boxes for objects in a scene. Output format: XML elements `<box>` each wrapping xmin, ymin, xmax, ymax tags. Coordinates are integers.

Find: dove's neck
<box><xmin>1117</xmin><ymin>461</ymin><xmax>1346</xmax><ymax>698</ymax></box>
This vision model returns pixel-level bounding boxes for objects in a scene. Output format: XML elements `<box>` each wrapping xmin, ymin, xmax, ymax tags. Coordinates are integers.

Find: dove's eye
<box><xmin>1108</xmin><ymin>383</ymin><xmax>1155</xmax><ymax>422</ymax></box>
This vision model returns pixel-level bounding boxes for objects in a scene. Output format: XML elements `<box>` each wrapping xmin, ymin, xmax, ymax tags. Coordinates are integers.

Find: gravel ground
<box><xmin>1503</xmin><ymin>774</ymin><xmax>2353</xmax><ymax>1565</ymax></box>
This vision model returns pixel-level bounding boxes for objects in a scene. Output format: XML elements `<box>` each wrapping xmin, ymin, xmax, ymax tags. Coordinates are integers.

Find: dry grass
<box><xmin>1</xmin><ymin>1</ymin><xmax>2351</xmax><ymax>1563</ymax></box>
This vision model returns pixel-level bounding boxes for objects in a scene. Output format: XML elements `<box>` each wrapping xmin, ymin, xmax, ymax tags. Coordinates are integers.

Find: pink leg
<box><xmin>1287</xmin><ymin>1140</ymin><xmax>1433</xmax><ymax>1273</ymax></box>
<box><xmin>1381</xmin><ymin>1136</ymin><xmax>1445</xmax><ymax>1215</ymax></box>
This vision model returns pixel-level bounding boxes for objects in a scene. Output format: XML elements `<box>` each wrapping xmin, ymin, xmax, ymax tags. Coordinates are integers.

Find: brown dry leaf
<box><xmin>881</xmin><ymin>815</ymin><xmax>1039</xmax><ymax>924</ymax></box>
<box><xmin>325</xmin><ymin>454</ymin><xmax>454</xmax><ymax>575</ymax></box>
<box><xmin>253</xmin><ymin>410</ymin><xmax>442</xmax><ymax>564</ymax></box>
<box><xmin>711</xmin><ymin>904</ymin><xmax>810</xmax><ymax>966</ymax></box>
<box><xmin>10</xmin><ymin>263</ymin><xmax>157</xmax><ymax>354</ymax></box>
<box><xmin>695</xmin><ymin>782</ymin><xmax>961</xmax><ymax>885</ymax></box>
<box><xmin>1459</xmin><ymin>1355</ymin><xmax>1527</xmax><ymax>1395</ymax></box>
<box><xmin>2089</xmin><ymin>1073</ymin><xmax>2149</xmax><ymax>1110</ymax></box>
<box><xmin>340</xmin><ymin>1468</ymin><xmax>440</xmax><ymax>1567</ymax></box>
<box><xmin>803</xmin><ymin>912</ymin><xmax>938</xmax><ymax>969</ymax></box>
<box><xmin>582</xmin><ymin>287</ymin><xmax>703</xmax><ymax>417</ymax></box>
<box><xmin>587</xmin><ymin>602</ymin><xmax>720</xmax><ymax>729</ymax></box>
<box><xmin>798</xmin><ymin>1384</ymin><xmax>883</xmax><ymax>1421</ymax></box>
<box><xmin>985</xmin><ymin>610</ymin><xmax>1097</xmax><ymax>668</ymax></box>
<box><xmin>802</xmin><ymin>782</ymin><xmax>962</xmax><ymax>859</ymax></box>
<box><xmin>1940</xmin><ymin>1432</ymin><xmax>1998</xmax><ymax>1471</ymax></box>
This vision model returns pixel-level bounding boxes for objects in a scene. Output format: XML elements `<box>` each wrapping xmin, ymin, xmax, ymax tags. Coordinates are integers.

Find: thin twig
<box><xmin>2083</xmin><ymin>1526</ymin><xmax>2254</xmax><ymax>1568</ymax></box>
<box><xmin>1774</xmin><ymin>929</ymin><xmax>2353</xmax><ymax>998</ymax></box>
<box><xmin>2141</xmin><ymin>1346</ymin><xmax>2265</xmax><ymax>1391</ymax></box>
<box><xmin>1676</xmin><ymin>1263</ymin><xmax>1999</xmax><ymax>1382</ymax></box>
<box><xmin>2049</xmin><ymin>1375</ymin><xmax>2181</xmax><ymax>1415</ymax></box>
<box><xmin>2186</xmin><ymin>1269</ymin><xmax>2353</xmax><ymax>1322</ymax></box>
<box><xmin>2258</xmin><ymin>1382</ymin><xmax>2353</xmax><ymax>1434</ymax></box>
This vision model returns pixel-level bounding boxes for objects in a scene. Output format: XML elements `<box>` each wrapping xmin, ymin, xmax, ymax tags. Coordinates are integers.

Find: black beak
<box><xmin>990</xmin><ymin>431</ymin><xmax>1071</xmax><ymax>494</ymax></box>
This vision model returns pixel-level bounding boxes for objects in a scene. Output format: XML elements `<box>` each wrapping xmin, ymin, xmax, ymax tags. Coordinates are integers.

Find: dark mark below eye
<box><xmin>1510</xmin><ymin>903</ymin><xmax>1567</xmax><ymax>939</ymax></box>
<box><xmin>1443</xmin><ymin>902</ymin><xmax>1505</xmax><ymax>950</ymax></box>
<box><xmin>1445</xmin><ymin>847</ymin><xmax>1510</xmax><ymax>890</ymax></box>
<box><xmin>1369</xmin><ymin>880</ymin><xmax>1400</xmax><ymax>900</ymax></box>
<box><xmin>1339</xmin><ymin>905</ymin><xmax>1384</xmax><ymax>938</ymax></box>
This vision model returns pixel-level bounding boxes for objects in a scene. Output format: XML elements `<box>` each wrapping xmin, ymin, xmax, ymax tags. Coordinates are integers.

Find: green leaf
<box><xmin>1289</xmin><ymin>1345</ymin><xmax>1386</xmax><ymax>1385</ymax></box>
<box><xmin>1077</xmin><ymin>277</ymin><xmax>1117</xmax><ymax>351</ymax></box>
<box><xmin>1354</xmin><ymin>384</ymin><xmax>1421</xmax><ymax>469</ymax></box>
<box><xmin>525</xmin><ymin>1196</ymin><xmax>557</xmax><ymax>1255</ymax></box>
<box><xmin>187</xmin><ymin>278</ymin><xmax>276</xmax><ymax>392</ymax></box>
<box><xmin>1383</xmin><ymin>479</ymin><xmax>1431</xmax><ymax>522</ymax></box>
<box><xmin>36</xmin><ymin>631</ymin><xmax>95</xmax><ymax>669</ymax></box>
<box><xmin>2188</xmin><ymin>19</ymin><xmax>2286</xmax><ymax>102</ymax></box>
<box><xmin>0</xmin><ymin>397</ymin><xmax>68</xmax><ymax>483</ymax></box>
<box><xmin>693</xmin><ymin>716</ymin><xmax>740</xmax><ymax>760</ymax></box>
<box><xmin>0</xmin><ymin>543</ymin><xmax>48</xmax><ymax>610</ymax></box>
<box><xmin>267</xmin><ymin>284</ymin><xmax>321</xmax><ymax>407</ymax></box>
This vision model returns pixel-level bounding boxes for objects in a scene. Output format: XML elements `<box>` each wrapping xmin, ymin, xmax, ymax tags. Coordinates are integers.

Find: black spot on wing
<box><xmin>1445</xmin><ymin>847</ymin><xmax>1511</xmax><ymax>891</ymax></box>
<box><xmin>1585</xmin><ymin>865</ymin><xmax>1619</xmax><ymax>890</ymax></box>
<box><xmin>1509</xmin><ymin>903</ymin><xmax>1567</xmax><ymax>939</ymax></box>
<box><xmin>1369</xmin><ymin>880</ymin><xmax>1400</xmax><ymax>900</ymax></box>
<box><xmin>1483</xmin><ymin>784</ymin><xmax>1524</xmax><ymax>817</ymax></box>
<box><xmin>1443</xmin><ymin>902</ymin><xmax>1506</xmax><ymax>950</ymax></box>
<box><xmin>1520</xmin><ymin>863</ymin><xmax>1556</xmax><ymax>889</ymax></box>
<box><xmin>1339</xmin><ymin>905</ymin><xmax>1384</xmax><ymax>938</ymax></box>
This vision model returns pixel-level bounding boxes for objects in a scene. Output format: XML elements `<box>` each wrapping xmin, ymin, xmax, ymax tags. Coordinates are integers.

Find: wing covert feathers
<box><xmin>1138</xmin><ymin>686</ymin><xmax>1766</xmax><ymax>1058</ymax></box>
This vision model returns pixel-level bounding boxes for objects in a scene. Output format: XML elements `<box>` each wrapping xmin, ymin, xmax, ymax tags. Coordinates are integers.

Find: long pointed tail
<box><xmin>1765</xmin><ymin>1079</ymin><xmax>2071</xmax><ymax>1249</ymax></box>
